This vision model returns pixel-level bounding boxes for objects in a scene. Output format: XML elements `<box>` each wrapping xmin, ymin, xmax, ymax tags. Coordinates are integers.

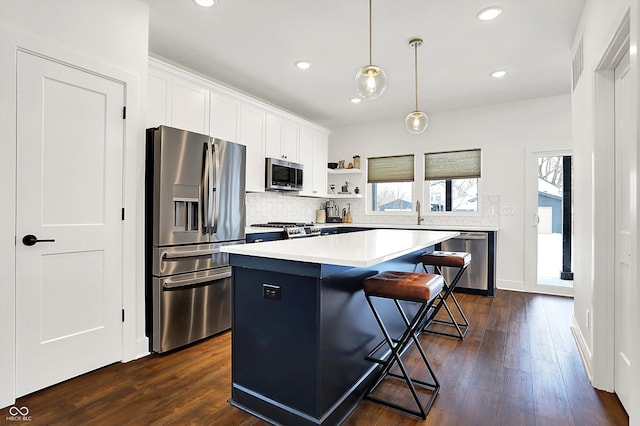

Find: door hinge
<box><xmin>122</xmin><ymin>309</ymin><xmax>125</xmax><ymax>322</ymax></box>
<box><xmin>121</xmin><ymin>208</ymin><xmax>125</xmax><ymax>221</ymax></box>
<box><xmin>122</xmin><ymin>106</ymin><xmax>127</xmax><ymax>119</ymax></box>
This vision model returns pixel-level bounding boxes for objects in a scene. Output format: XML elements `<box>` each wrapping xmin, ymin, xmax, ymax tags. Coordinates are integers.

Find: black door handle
<box><xmin>22</xmin><ymin>234</ymin><xmax>56</xmax><ymax>246</ymax></box>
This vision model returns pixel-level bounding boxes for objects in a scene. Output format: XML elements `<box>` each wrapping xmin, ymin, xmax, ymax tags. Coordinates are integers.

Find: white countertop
<box><xmin>245</xmin><ymin>223</ymin><xmax>498</xmax><ymax>234</ymax></box>
<box><xmin>225</xmin><ymin>229</ymin><xmax>459</xmax><ymax>268</ymax></box>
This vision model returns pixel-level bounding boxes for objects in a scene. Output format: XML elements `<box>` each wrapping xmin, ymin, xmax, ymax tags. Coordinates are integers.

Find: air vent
<box><xmin>572</xmin><ymin>36</ymin><xmax>584</xmax><ymax>91</ymax></box>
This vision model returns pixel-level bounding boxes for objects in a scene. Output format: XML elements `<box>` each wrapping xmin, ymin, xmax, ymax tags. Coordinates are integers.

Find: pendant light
<box><xmin>355</xmin><ymin>0</ymin><xmax>387</xmax><ymax>99</ymax></box>
<box><xmin>405</xmin><ymin>38</ymin><xmax>428</xmax><ymax>134</ymax></box>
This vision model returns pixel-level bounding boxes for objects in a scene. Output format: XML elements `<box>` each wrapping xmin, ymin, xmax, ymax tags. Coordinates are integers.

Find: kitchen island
<box><xmin>221</xmin><ymin>229</ymin><xmax>458</xmax><ymax>426</ymax></box>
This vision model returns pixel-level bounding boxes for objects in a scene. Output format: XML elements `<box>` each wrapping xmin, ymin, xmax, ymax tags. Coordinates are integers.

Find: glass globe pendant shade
<box><xmin>405</xmin><ymin>111</ymin><xmax>429</xmax><ymax>134</ymax></box>
<box><xmin>355</xmin><ymin>65</ymin><xmax>388</xmax><ymax>99</ymax></box>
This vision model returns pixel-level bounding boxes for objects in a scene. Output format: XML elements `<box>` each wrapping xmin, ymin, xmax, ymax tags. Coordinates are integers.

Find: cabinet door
<box><xmin>171</xmin><ymin>76</ymin><xmax>210</xmax><ymax>135</ymax></box>
<box><xmin>298</xmin><ymin>127</ymin><xmax>314</xmax><ymax>195</ymax></box>
<box><xmin>240</xmin><ymin>104</ymin><xmax>266</xmax><ymax>192</ymax></box>
<box><xmin>282</xmin><ymin>121</ymin><xmax>299</xmax><ymax>162</ymax></box>
<box><xmin>312</xmin><ymin>132</ymin><xmax>328</xmax><ymax>195</ymax></box>
<box><xmin>265</xmin><ymin>114</ymin><xmax>299</xmax><ymax>162</ymax></box>
<box><xmin>147</xmin><ymin>67</ymin><xmax>172</xmax><ymax>128</ymax></box>
<box><xmin>265</xmin><ymin>114</ymin><xmax>282</xmax><ymax>159</ymax></box>
<box><xmin>210</xmin><ymin>92</ymin><xmax>240</xmax><ymax>142</ymax></box>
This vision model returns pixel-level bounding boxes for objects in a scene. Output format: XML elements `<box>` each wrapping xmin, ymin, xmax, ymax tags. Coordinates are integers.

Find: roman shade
<box><xmin>367</xmin><ymin>155</ymin><xmax>415</xmax><ymax>183</ymax></box>
<box><xmin>424</xmin><ymin>149</ymin><xmax>481</xmax><ymax>180</ymax></box>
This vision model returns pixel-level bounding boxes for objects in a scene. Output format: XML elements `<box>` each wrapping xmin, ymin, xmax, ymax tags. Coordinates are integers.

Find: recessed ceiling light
<box><xmin>295</xmin><ymin>61</ymin><xmax>312</xmax><ymax>70</ymax></box>
<box><xmin>350</xmin><ymin>97</ymin><xmax>362</xmax><ymax>104</ymax></box>
<box><xmin>477</xmin><ymin>6</ymin><xmax>502</xmax><ymax>21</ymax></box>
<box><xmin>194</xmin><ymin>0</ymin><xmax>217</xmax><ymax>7</ymax></box>
<box><xmin>491</xmin><ymin>70</ymin><xmax>507</xmax><ymax>78</ymax></box>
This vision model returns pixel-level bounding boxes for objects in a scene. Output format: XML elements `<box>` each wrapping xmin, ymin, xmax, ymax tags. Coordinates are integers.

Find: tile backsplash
<box><xmin>246</xmin><ymin>192</ymin><xmax>326</xmax><ymax>225</ymax></box>
<box><xmin>247</xmin><ymin>192</ymin><xmax>500</xmax><ymax>228</ymax></box>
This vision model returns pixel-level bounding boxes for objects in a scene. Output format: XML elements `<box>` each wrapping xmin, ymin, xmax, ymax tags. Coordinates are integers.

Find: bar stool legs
<box><xmin>421</xmin><ymin>251</ymin><xmax>471</xmax><ymax>339</ymax></box>
<box><xmin>363</xmin><ymin>271</ymin><xmax>444</xmax><ymax>419</ymax></box>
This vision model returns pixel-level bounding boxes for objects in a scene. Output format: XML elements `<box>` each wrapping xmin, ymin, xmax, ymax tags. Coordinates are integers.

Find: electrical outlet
<box><xmin>500</xmin><ymin>206</ymin><xmax>515</xmax><ymax>215</ymax></box>
<box><xmin>263</xmin><ymin>284</ymin><xmax>281</xmax><ymax>301</ymax></box>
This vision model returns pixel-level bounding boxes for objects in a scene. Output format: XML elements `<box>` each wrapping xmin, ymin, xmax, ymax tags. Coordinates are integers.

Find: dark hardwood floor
<box><xmin>7</xmin><ymin>290</ymin><xmax>628</xmax><ymax>425</ymax></box>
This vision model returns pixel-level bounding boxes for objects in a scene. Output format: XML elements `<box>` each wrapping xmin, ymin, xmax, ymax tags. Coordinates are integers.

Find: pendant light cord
<box><xmin>368</xmin><ymin>0</ymin><xmax>373</xmax><ymax>65</ymax></box>
<box><xmin>414</xmin><ymin>42</ymin><xmax>419</xmax><ymax>111</ymax></box>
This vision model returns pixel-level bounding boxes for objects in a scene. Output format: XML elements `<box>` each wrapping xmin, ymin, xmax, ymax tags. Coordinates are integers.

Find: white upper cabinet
<box><xmin>240</xmin><ymin>104</ymin><xmax>266</xmax><ymax>192</ymax></box>
<box><xmin>147</xmin><ymin>67</ymin><xmax>172</xmax><ymax>128</ymax></box>
<box><xmin>210</xmin><ymin>92</ymin><xmax>240</xmax><ymax>143</ymax></box>
<box><xmin>171</xmin><ymin>76</ymin><xmax>210</xmax><ymax>135</ymax></box>
<box><xmin>312</xmin><ymin>132</ymin><xmax>328</xmax><ymax>196</ymax></box>
<box><xmin>265</xmin><ymin>114</ymin><xmax>299</xmax><ymax>162</ymax></box>
<box><xmin>299</xmin><ymin>126</ymin><xmax>328</xmax><ymax>197</ymax></box>
<box><xmin>147</xmin><ymin>58</ymin><xmax>329</xmax><ymax>195</ymax></box>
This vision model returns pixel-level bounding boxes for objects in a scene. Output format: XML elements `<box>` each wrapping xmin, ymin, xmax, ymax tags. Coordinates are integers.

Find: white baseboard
<box><xmin>570</xmin><ymin>315</ymin><xmax>593</xmax><ymax>382</ymax></box>
<box><xmin>134</xmin><ymin>337</ymin><xmax>150</xmax><ymax>361</ymax></box>
<box><xmin>496</xmin><ymin>279</ymin><xmax>525</xmax><ymax>291</ymax></box>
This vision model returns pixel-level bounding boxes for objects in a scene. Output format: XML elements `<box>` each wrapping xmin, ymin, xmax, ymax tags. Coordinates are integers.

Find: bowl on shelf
<box><xmin>328</xmin><ymin>162</ymin><xmax>338</xmax><ymax>169</ymax></box>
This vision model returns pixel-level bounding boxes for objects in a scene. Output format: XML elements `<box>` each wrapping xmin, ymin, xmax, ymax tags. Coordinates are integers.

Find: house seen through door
<box><xmin>535</xmin><ymin>154</ymin><xmax>574</xmax><ymax>292</ymax></box>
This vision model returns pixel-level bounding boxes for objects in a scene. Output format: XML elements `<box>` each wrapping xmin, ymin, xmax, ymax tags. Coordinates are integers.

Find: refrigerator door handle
<box><xmin>211</xmin><ymin>144</ymin><xmax>220</xmax><ymax>233</ymax></box>
<box><xmin>208</xmin><ymin>141</ymin><xmax>215</xmax><ymax>234</ymax></box>
<box><xmin>201</xmin><ymin>142</ymin><xmax>211</xmax><ymax>233</ymax></box>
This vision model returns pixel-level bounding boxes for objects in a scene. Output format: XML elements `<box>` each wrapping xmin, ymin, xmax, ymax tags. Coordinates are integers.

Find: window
<box><xmin>368</xmin><ymin>155</ymin><xmax>414</xmax><ymax>212</ymax></box>
<box><xmin>424</xmin><ymin>149</ymin><xmax>481</xmax><ymax>213</ymax></box>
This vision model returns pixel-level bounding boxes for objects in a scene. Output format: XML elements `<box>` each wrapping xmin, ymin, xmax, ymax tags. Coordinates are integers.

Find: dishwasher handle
<box><xmin>452</xmin><ymin>232</ymin><xmax>488</xmax><ymax>240</ymax></box>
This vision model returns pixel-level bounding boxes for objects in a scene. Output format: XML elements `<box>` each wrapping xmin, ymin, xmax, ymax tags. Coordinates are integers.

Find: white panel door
<box><xmin>15</xmin><ymin>51</ymin><xmax>124</xmax><ymax>397</ymax></box>
<box><xmin>614</xmin><ymin>50</ymin><xmax>632</xmax><ymax>412</ymax></box>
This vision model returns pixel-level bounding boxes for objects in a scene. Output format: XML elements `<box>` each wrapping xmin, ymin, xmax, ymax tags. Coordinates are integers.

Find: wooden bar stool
<box><xmin>363</xmin><ymin>271</ymin><xmax>444</xmax><ymax>419</ymax></box>
<box><xmin>421</xmin><ymin>251</ymin><xmax>471</xmax><ymax>339</ymax></box>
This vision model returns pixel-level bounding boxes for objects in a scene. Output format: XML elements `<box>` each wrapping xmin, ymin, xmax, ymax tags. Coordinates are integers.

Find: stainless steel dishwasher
<box><xmin>440</xmin><ymin>232</ymin><xmax>489</xmax><ymax>293</ymax></box>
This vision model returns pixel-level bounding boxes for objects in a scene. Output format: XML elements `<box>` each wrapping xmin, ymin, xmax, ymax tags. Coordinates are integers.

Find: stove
<box><xmin>251</xmin><ymin>222</ymin><xmax>322</xmax><ymax>239</ymax></box>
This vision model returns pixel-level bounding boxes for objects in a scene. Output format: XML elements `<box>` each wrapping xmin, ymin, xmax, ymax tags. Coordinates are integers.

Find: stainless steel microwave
<box><xmin>265</xmin><ymin>157</ymin><xmax>303</xmax><ymax>191</ymax></box>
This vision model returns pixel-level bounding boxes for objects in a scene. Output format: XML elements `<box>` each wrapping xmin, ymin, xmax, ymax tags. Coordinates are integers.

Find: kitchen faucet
<box><xmin>416</xmin><ymin>200</ymin><xmax>424</xmax><ymax>225</ymax></box>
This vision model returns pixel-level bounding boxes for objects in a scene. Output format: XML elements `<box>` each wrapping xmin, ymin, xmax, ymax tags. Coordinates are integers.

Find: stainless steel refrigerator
<box><xmin>145</xmin><ymin>125</ymin><xmax>246</xmax><ymax>353</ymax></box>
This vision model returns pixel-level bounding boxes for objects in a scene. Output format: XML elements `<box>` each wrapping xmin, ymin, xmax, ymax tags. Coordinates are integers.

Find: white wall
<box><xmin>329</xmin><ymin>94</ymin><xmax>572</xmax><ymax>292</ymax></box>
<box><xmin>0</xmin><ymin>0</ymin><xmax>149</xmax><ymax>408</ymax></box>
<box><xmin>569</xmin><ymin>0</ymin><xmax>631</xmax><ymax>386</ymax></box>
<box><xmin>570</xmin><ymin>0</ymin><xmax>640</xmax><ymax>420</ymax></box>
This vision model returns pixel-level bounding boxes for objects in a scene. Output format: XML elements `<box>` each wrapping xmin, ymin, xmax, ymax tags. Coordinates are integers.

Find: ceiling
<box><xmin>148</xmin><ymin>0</ymin><xmax>585</xmax><ymax>130</ymax></box>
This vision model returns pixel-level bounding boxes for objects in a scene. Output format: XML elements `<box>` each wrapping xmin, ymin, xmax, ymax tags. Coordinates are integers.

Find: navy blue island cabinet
<box><xmin>222</xmin><ymin>229</ymin><xmax>459</xmax><ymax>425</ymax></box>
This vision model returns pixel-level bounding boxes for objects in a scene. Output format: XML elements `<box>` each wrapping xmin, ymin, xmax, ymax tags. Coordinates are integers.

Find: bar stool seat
<box><xmin>363</xmin><ymin>271</ymin><xmax>444</xmax><ymax>419</ymax></box>
<box><xmin>421</xmin><ymin>251</ymin><xmax>471</xmax><ymax>339</ymax></box>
